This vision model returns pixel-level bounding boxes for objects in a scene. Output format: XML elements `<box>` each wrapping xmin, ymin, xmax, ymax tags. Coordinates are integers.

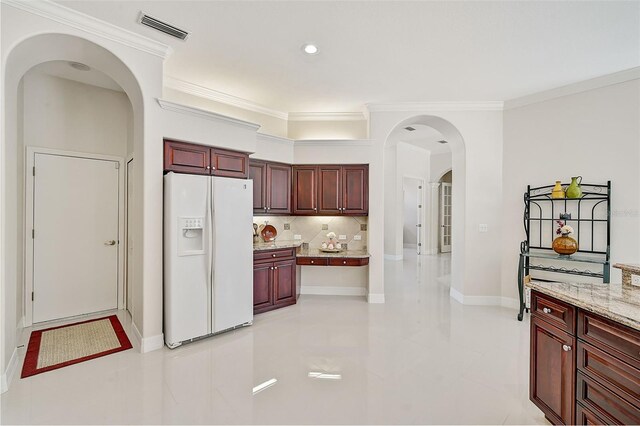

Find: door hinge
<box><xmin>418</xmin><ymin>186</ymin><xmax>422</xmax><ymax>189</ymax></box>
<box><xmin>418</xmin><ymin>204</ymin><xmax>422</xmax><ymax>208</ymax></box>
<box><xmin>32</xmin><ymin>229</ymin><xmax>35</xmax><ymax>239</ymax></box>
<box><xmin>416</xmin><ymin>224</ymin><xmax>422</xmax><ymax>228</ymax></box>
<box><xmin>32</xmin><ymin>166</ymin><xmax>35</xmax><ymax>176</ymax></box>
<box><xmin>418</xmin><ymin>243</ymin><xmax>422</xmax><ymax>247</ymax></box>
<box><xmin>31</xmin><ymin>292</ymin><xmax>34</xmax><ymax>301</ymax></box>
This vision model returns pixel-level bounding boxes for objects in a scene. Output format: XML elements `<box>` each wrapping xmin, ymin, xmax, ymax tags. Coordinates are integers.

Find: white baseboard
<box><xmin>403</xmin><ymin>243</ymin><xmax>417</xmax><ymax>249</ymax></box>
<box><xmin>301</xmin><ymin>286</ymin><xmax>366</xmax><ymax>296</ymax></box>
<box><xmin>131</xmin><ymin>321</ymin><xmax>164</xmax><ymax>353</ymax></box>
<box><xmin>367</xmin><ymin>293</ymin><xmax>385</xmax><ymax>303</ymax></box>
<box><xmin>384</xmin><ymin>254</ymin><xmax>403</xmax><ymax>261</ymax></box>
<box><xmin>1</xmin><ymin>348</ymin><xmax>19</xmax><ymax>394</ymax></box>
<box><xmin>449</xmin><ymin>288</ymin><xmax>519</xmax><ymax>310</ymax></box>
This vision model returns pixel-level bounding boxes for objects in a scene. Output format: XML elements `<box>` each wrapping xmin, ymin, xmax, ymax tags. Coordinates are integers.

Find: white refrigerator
<box><xmin>164</xmin><ymin>172</ymin><xmax>253</xmax><ymax>348</ymax></box>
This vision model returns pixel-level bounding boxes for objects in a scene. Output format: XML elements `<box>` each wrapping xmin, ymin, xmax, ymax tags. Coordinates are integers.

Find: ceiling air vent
<box><xmin>438</xmin><ymin>140</ymin><xmax>448</xmax><ymax>144</ymax></box>
<box><xmin>139</xmin><ymin>13</ymin><xmax>189</xmax><ymax>40</ymax></box>
<box><xmin>404</xmin><ymin>126</ymin><xmax>416</xmax><ymax>131</ymax></box>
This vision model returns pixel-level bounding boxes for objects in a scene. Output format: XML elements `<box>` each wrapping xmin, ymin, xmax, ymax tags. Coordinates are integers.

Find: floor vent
<box><xmin>139</xmin><ymin>13</ymin><xmax>189</xmax><ymax>40</ymax></box>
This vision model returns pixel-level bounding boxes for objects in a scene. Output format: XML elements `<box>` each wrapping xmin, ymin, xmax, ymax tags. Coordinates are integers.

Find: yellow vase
<box><xmin>551</xmin><ymin>181</ymin><xmax>565</xmax><ymax>199</ymax></box>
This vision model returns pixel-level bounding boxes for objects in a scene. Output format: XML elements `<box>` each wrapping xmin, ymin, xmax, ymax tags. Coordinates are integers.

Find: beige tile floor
<box><xmin>1</xmin><ymin>251</ymin><xmax>547</xmax><ymax>424</ymax></box>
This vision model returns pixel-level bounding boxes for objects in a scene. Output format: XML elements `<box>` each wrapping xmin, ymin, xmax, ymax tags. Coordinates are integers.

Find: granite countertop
<box><xmin>526</xmin><ymin>280</ymin><xmax>640</xmax><ymax>331</ymax></box>
<box><xmin>296</xmin><ymin>248</ymin><xmax>370</xmax><ymax>259</ymax></box>
<box><xmin>253</xmin><ymin>240</ymin><xmax>303</xmax><ymax>251</ymax></box>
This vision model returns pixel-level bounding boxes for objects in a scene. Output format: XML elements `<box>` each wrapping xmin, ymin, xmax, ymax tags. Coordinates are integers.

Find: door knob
<box><xmin>105</xmin><ymin>240</ymin><xmax>116</xmax><ymax>246</ymax></box>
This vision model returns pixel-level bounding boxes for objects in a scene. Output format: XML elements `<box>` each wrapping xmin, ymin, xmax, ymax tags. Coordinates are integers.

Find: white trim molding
<box><xmin>288</xmin><ymin>111</ymin><xmax>367</xmax><ymax>122</ymax></box>
<box><xmin>131</xmin><ymin>321</ymin><xmax>164</xmax><ymax>353</ymax></box>
<box><xmin>367</xmin><ymin>101</ymin><xmax>504</xmax><ymax>112</ymax></box>
<box><xmin>256</xmin><ymin>133</ymin><xmax>294</xmax><ymax>146</ymax></box>
<box><xmin>1</xmin><ymin>348</ymin><xmax>19</xmax><ymax>394</ymax></box>
<box><xmin>294</xmin><ymin>139</ymin><xmax>373</xmax><ymax>147</ymax></box>
<box><xmin>301</xmin><ymin>286</ymin><xmax>366</xmax><ymax>297</ymax></box>
<box><xmin>157</xmin><ymin>99</ymin><xmax>261</xmax><ymax>131</ymax></box>
<box><xmin>3</xmin><ymin>0</ymin><xmax>172</xmax><ymax>59</ymax></box>
<box><xmin>367</xmin><ymin>293</ymin><xmax>385</xmax><ymax>304</ymax></box>
<box><xmin>449</xmin><ymin>287</ymin><xmax>519</xmax><ymax>310</ymax></box>
<box><xmin>164</xmin><ymin>76</ymin><xmax>288</xmax><ymax>120</ymax></box>
<box><xmin>505</xmin><ymin>67</ymin><xmax>640</xmax><ymax>110</ymax></box>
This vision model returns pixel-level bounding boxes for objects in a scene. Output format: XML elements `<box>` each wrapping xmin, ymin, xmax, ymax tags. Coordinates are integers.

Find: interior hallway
<box><xmin>1</xmin><ymin>250</ymin><xmax>544</xmax><ymax>424</ymax></box>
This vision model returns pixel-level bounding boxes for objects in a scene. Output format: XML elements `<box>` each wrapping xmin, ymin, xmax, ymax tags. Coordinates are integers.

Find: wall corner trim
<box><xmin>131</xmin><ymin>321</ymin><xmax>164</xmax><ymax>353</ymax></box>
<box><xmin>164</xmin><ymin>76</ymin><xmax>288</xmax><ymax>120</ymax></box>
<box><xmin>504</xmin><ymin>67</ymin><xmax>640</xmax><ymax>110</ymax></box>
<box><xmin>366</xmin><ymin>101</ymin><xmax>504</xmax><ymax>112</ymax></box>
<box><xmin>367</xmin><ymin>293</ymin><xmax>385</xmax><ymax>304</ymax></box>
<box><xmin>450</xmin><ymin>287</ymin><xmax>517</xmax><ymax>309</ymax></box>
<box><xmin>3</xmin><ymin>0</ymin><xmax>172</xmax><ymax>59</ymax></box>
<box><xmin>1</xmin><ymin>348</ymin><xmax>19</xmax><ymax>394</ymax></box>
<box><xmin>157</xmin><ymin>98</ymin><xmax>262</xmax><ymax>131</ymax></box>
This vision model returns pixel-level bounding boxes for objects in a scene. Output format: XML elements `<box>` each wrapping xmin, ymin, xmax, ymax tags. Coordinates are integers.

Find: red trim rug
<box><xmin>21</xmin><ymin>315</ymin><xmax>132</xmax><ymax>378</ymax></box>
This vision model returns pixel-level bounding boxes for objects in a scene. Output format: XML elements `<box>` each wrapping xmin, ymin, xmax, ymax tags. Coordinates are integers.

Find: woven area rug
<box><xmin>21</xmin><ymin>315</ymin><xmax>132</xmax><ymax>378</ymax></box>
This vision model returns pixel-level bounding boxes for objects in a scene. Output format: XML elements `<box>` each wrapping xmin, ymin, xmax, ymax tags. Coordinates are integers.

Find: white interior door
<box><xmin>126</xmin><ymin>158</ymin><xmax>134</xmax><ymax>315</ymax></box>
<box><xmin>33</xmin><ymin>153</ymin><xmax>120</xmax><ymax>323</ymax></box>
<box><xmin>440</xmin><ymin>183</ymin><xmax>452</xmax><ymax>253</ymax></box>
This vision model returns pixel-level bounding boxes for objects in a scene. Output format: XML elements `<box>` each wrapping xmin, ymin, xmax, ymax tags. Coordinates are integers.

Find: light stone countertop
<box><xmin>296</xmin><ymin>248</ymin><xmax>370</xmax><ymax>259</ymax></box>
<box><xmin>526</xmin><ymin>280</ymin><xmax>640</xmax><ymax>331</ymax></box>
<box><xmin>252</xmin><ymin>240</ymin><xmax>303</xmax><ymax>251</ymax></box>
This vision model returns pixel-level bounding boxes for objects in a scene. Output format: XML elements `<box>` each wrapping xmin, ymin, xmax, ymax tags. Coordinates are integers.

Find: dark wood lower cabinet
<box><xmin>529</xmin><ymin>290</ymin><xmax>640</xmax><ymax>425</ymax></box>
<box><xmin>253</xmin><ymin>249</ymin><xmax>299</xmax><ymax>314</ymax></box>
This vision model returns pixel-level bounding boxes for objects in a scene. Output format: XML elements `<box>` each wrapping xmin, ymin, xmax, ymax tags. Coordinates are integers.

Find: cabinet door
<box><xmin>293</xmin><ymin>166</ymin><xmax>318</xmax><ymax>214</ymax></box>
<box><xmin>211</xmin><ymin>148</ymin><xmax>248</xmax><ymax>179</ymax></box>
<box><xmin>342</xmin><ymin>165</ymin><xmax>368</xmax><ymax>215</ymax></box>
<box><xmin>318</xmin><ymin>165</ymin><xmax>342</xmax><ymax>214</ymax></box>
<box><xmin>530</xmin><ymin>316</ymin><xmax>576</xmax><ymax>425</ymax></box>
<box><xmin>273</xmin><ymin>259</ymin><xmax>296</xmax><ymax>305</ymax></box>
<box><xmin>266</xmin><ymin>163</ymin><xmax>292</xmax><ymax>214</ymax></box>
<box><xmin>253</xmin><ymin>262</ymin><xmax>273</xmax><ymax>313</ymax></box>
<box><xmin>249</xmin><ymin>161</ymin><xmax>267</xmax><ymax>214</ymax></box>
<box><xmin>164</xmin><ymin>139</ymin><xmax>211</xmax><ymax>175</ymax></box>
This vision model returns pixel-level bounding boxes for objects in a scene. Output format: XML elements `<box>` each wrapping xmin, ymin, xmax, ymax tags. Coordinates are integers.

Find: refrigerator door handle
<box><xmin>206</xmin><ymin>177</ymin><xmax>214</xmax><ymax>334</ymax></box>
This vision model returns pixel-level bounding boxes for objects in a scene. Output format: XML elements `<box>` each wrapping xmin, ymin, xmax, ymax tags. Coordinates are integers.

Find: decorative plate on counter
<box><xmin>319</xmin><ymin>248</ymin><xmax>344</xmax><ymax>253</ymax></box>
<box><xmin>260</xmin><ymin>224</ymin><xmax>277</xmax><ymax>242</ymax></box>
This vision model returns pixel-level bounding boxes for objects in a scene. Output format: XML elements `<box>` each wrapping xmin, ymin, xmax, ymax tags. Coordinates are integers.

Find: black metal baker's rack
<box><xmin>517</xmin><ymin>181</ymin><xmax>611</xmax><ymax>321</ymax></box>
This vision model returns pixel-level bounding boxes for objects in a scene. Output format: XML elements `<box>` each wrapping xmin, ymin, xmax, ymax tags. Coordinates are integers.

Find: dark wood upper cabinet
<box><xmin>293</xmin><ymin>166</ymin><xmax>318</xmax><ymax>215</ymax></box>
<box><xmin>164</xmin><ymin>139</ymin><xmax>248</xmax><ymax>179</ymax></box>
<box><xmin>249</xmin><ymin>161</ymin><xmax>267</xmax><ymax>214</ymax></box>
<box><xmin>164</xmin><ymin>139</ymin><xmax>211</xmax><ymax>175</ymax></box>
<box><xmin>318</xmin><ymin>166</ymin><xmax>342</xmax><ymax>214</ymax></box>
<box><xmin>266</xmin><ymin>163</ymin><xmax>292</xmax><ymax>214</ymax></box>
<box><xmin>342</xmin><ymin>165</ymin><xmax>368</xmax><ymax>215</ymax></box>
<box><xmin>530</xmin><ymin>315</ymin><xmax>576</xmax><ymax>425</ymax></box>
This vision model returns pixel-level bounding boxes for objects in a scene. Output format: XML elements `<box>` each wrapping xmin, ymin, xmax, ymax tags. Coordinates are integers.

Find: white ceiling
<box><xmin>393</xmin><ymin>125</ymin><xmax>451</xmax><ymax>154</ymax></box>
<box><xmin>57</xmin><ymin>1</ymin><xmax>640</xmax><ymax>113</ymax></box>
<box><xmin>29</xmin><ymin>60</ymin><xmax>124</xmax><ymax>92</ymax></box>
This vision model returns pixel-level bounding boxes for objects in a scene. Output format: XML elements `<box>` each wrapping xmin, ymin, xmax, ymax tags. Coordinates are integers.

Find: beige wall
<box><xmin>288</xmin><ymin>119</ymin><xmax>368</xmax><ymax>140</ymax></box>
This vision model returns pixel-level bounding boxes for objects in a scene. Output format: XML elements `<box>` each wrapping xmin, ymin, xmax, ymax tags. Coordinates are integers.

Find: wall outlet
<box><xmin>284</xmin><ymin>223</ymin><xmax>290</xmax><ymax>230</ymax></box>
<box><xmin>294</xmin><ymin>234</ymin><xmax>302</xmax><ymax>240</ymax></box>
<box><xmin>479</xmin><ymin>224</ymin><xmax>488</xmax><ymax>233</ymax></box>
<box><xmin>360</xmin><ymin>224</ymin><xmax>367</xmax><ymax>231</ymax></box>
<box><xmin>632</xmin><ymin>274</ymin><xmax>640</xmax><ymax>286</ymax></box>
<box><xmin>353</xmin><ymin>235</ymin><xmax>362</xmax><ymax>241</ymax></box>
<box><xmin>339</xmin><ymin>235</ymin><xmax>347</xmax><ymax>240</ymax></box>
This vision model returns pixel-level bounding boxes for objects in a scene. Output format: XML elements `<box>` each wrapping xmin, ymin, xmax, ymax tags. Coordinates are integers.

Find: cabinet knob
<box><xmin>542</xmin><ymin>308</ymin><xmax>553</xmax><ymax>314</ymax></box>
<box><xmin>274</xmin><ymin>267</ymin><xmax>278</xmax><ymax>270</ymax></box>
<box><xmin>562</xmin><ymin>345</ymin><xmax>571</xmax><ymax>352</ymax></box>
<box><xmin>206</xmin><ymin>165</ymin><xmax>211</xmax><ymax>170</ymax></box>
<box><xmin>314</xmin><ymin>207</ymin><xmax>317</xmax><ymax>211</ymax></box>
<box><xmin>272</xmin><ymin>254</ymin><xmax>276</xmax><ymax>257</ymax></box>
<box><xmin>211</xmin><ymin>166</ymin><xmax>216</xmax><ymax>170</ymax></box>
<box><xmin>343</xmin><ymin>260</ymin><xmax>347</xmax><ymax>265</ymax></box>
<box><xmin>270</xmin><ymin>267</ymin><xmax>274</xmax><ymax>270</ymax></box>
<box><xmin>310</xmin><ymin>260</ymin><xmax>314</xmax><ymax>264</ymax></box>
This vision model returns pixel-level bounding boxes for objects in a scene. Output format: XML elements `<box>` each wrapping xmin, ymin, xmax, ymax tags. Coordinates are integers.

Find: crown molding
<box><xmin>256</xmin><ymin>133</ymin><xmax>294</xmax><ymax>146</ymax></box>
<box><xmin>366</xmin><ymin>101</ymin><xmax>504</xmax><ymax>112</ymax></box>
<box><xmin>294</xmin><ymin>139</ymin><xmax>373</xmax><ymax>147</ymax></box>
<box><xmin>157</xmin><ymin>99</ymin><xmax>261</xmax><ymax>131</ymax></box>
<box><xmin>504</xmin><ymin>67</ymin><xmax>640</xmax><ymax>110</ymax></box>
<box><xmin>164</xmin><ymin>76</ymin><xmax>289</xmax><ymax>121</ymax></box>
<box><xmin>2</xmin><ymin>0</ymin><xmax>172</xmax><ymax>59</ymax></box>
<box><xmin>288</xmin><ymin>111</ymin><xmax>366</xmax><ymax>122</ymax></box>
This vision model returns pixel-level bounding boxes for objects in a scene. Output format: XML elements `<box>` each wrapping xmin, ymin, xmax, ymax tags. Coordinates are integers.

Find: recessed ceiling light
<box><xmin>69</xmin><ymin>62</ymin><xmax>90</xmax><ymax>71</ymax></box>
<box><xmin>302</xmin><ymin>44</ymin><xmax>319</xmax><ymax>55</ymax></box>
<box><xmin>404</xmin><ymin>126</ymin><xmax>416</xmax><ymax>131</ymax></box>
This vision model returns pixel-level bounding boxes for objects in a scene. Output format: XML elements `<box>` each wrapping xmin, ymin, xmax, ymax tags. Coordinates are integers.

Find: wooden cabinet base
<box><xmin>253</xmin><ymin>248</ymin><xmax>298</xmax><ymax>315</ymax></box>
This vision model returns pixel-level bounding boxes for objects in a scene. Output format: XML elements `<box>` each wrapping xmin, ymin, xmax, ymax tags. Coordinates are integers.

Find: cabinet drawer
<box><xmin>254</xmin><ymin>248</ymin><xmax>295</xmax><ymax>262</ymax></box>
<box><xmin>578</xmin><ymin>341</ymin><xmax>640</xmax><ymax>406</ymax></box>
<box><xmin>328</xmin><ymin>258</ymin><xmax>369</xmax><ymax>267</ymax></box>
<box><xmin>577</xmin><ymin>372</ymin><xmax>640</xmax><ymax>425</ymax></box>
<box><xmin>532</xmin><ymin>290</ymin><xmax>576</xmax><ymax>333</ymax></box>
<box><xmin>576</xmin><ymin>402</ymin><xmax>612</xmax><ymax>425</ymax></box>
<box><xmin>296</xmin><ymin>257</ymin><xmax>329</xmax><ymax>266</ymax></box>
<box><xmin>578</xmin><ymin>310</ymin><xmax>640</xmax><ymax>369</ymax></box>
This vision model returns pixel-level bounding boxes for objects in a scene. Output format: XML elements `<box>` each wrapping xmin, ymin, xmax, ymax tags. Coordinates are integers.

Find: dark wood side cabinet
<box><xmin>530</xmin><ymin>290</ymin><xmax>640</xmax><ymax>425</ymax></box>
<box><xmin>253</xmin><ymin>248</ymin><xmax>300</xmax><ymax>314</ymax></box>
<box><xmin>164</xmin><ymin>139</ymin><xmax>249</xmax><ymax>179</ymax></box>
<box><xmin>293</xmin><ymin>164</ymin><xmax>368</xmax><ymax>216</ymax></box>
<box><xmin>250</xmin><ymin>160</ymin><xmax>292</xmax><ymax>215</ymax></box>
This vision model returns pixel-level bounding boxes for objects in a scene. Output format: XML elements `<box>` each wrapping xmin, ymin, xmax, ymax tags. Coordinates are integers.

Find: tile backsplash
<box><xmin>253</xmin><ymin>216</ymin><xmax>368</xmax><ymax>251</ymax></box>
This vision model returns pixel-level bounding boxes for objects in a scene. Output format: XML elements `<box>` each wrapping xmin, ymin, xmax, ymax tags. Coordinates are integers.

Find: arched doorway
<box><xmin>3</xmin><ymin>34</ymin><xmax>144</xmax><ymax>330</ymax></box>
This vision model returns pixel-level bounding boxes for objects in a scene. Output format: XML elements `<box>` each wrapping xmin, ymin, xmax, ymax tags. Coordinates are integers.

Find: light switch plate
<box><xmin>339</xmin><ymin>235</ymin><xmax>347</xmax><ymax>240</ymax></box>
<box><xmin>294</xmin><ymin>235</ymin><xmax>302</xmax><ymax>240</ymax></box>
<box><xmin>479</xmin><ymin>224</ymin><xmax>488</xmax><ymax>233</ymax></box>
<box><xmin>354</xmin><ymin>235</ymin><xmax>362</xmax><ymax>241</ymax></box>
